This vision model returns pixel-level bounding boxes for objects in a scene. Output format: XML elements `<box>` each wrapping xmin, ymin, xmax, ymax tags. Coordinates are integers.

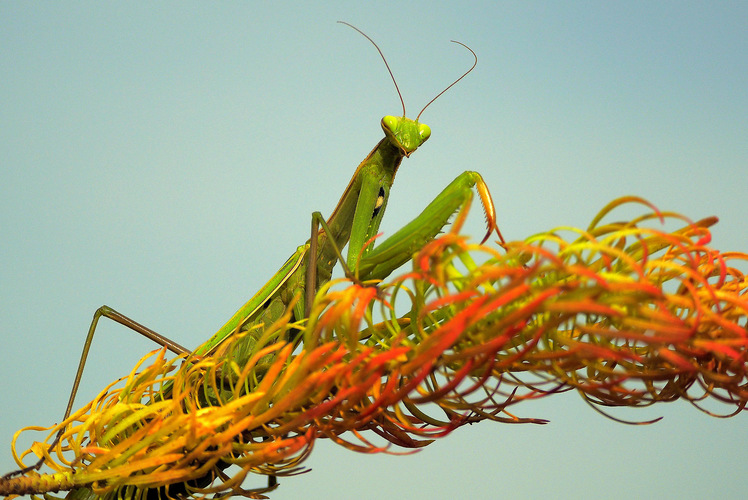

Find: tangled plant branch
<box><xmin>1</xmin><ymin>197</ymin><xmax>746</xmax><ymax>499</ymax></box>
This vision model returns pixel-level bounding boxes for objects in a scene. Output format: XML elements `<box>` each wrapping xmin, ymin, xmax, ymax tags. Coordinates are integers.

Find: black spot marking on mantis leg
<box><xmin>372</xmin><ymin>187</ymin><xmax>385</xmax><ymax>218</ymax></box>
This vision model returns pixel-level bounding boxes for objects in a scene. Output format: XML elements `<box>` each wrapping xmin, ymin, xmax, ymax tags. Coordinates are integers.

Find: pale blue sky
<box><xmin>2</xmin><ymin>3</ymin><xmax>746</xmax><ymax>499</ymax></box>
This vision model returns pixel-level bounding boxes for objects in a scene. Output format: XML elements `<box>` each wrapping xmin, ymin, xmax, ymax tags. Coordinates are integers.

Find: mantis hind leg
<box><xmin>3</xmin><ymin>306</ymin><xmax>188</xmax><ymax>479</ymax></box>
<box><xmin>62</xmin><ymin>306</ymin><xmax>189</xmax><ymax>426</ymax></box>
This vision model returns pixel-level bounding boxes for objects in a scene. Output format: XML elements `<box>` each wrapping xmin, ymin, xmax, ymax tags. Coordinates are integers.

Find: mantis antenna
<box><xmin>337</xmin><ymin>21</ymin><xmax>477</xmax><ymax>121</ymax></box>
<box><xmin>338</xmin><ymin>21</ymin><xmax>406</xmax><ymax>117</ymax></box>
<box><xmin>416</xmin><ymin>41</ymin><xmax>476</xmax><ymax>122</ymax></box>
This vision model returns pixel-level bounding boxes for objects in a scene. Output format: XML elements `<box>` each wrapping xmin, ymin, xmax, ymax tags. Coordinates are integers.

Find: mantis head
<box><xmin>381</xmin><ymin>115</ymin><xmax>431</xmax><ymax>157</ymax></box>
<box><xmin>340</xmin><ymin>21</ymin><xmax>475</xmax><ymax>158</ymax></box>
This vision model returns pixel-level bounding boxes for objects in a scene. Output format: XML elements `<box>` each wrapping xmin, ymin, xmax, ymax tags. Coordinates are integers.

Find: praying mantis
<box><xmin>1</xmin><ymin>22</ymin><xmax>503</xmax><ymax>499</ymax></box>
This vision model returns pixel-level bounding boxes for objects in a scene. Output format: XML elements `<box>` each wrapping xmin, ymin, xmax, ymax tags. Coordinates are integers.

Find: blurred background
<box><xmin>2</xmin><ymin>2</ymin><xmax>746</xmax><ymax>499</ymax></box>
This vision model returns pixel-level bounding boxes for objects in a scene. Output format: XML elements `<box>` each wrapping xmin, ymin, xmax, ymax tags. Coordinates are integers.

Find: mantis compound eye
<box><xmin>381</xmin><ymin>115</ymin><xmax>398</xmax><ymax>134</ymax></box>
<box><xmin>418</xmin><ymin>123</ymin><xmax>431</xmax><ymax>142</ymax></box>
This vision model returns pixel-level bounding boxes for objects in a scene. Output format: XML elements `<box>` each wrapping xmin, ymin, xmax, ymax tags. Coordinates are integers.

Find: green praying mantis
<box><xmin>1</xmin><ymin>22</ymin><xmax>503</xmax><ymax>498</ymax></box>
